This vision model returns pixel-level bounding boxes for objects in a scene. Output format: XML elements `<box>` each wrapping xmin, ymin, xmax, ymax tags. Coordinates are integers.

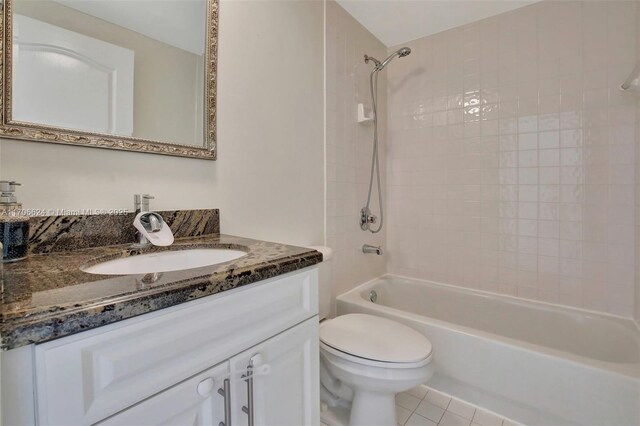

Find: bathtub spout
<box><xmin>363</xmin><ymin>244</ymin><xmax>383</xmax><ymax>255</ymax></box>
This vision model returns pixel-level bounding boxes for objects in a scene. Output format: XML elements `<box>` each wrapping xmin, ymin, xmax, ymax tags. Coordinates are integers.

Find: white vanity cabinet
<box><xmin>99</xmin><ymin>318</ymin><xmax>319</xmax><ymax>426</ymax></box>
<box><xmin>230</xmin><ymin>318</ymin><xmax>319</xmax><ymax>426</ymax></box>
<box><xmin>98</xmin><ymin>362</ymin><xmax>230</xmax><ymax>426</ymax></box>
<box><xmin>3</xmin><ymin>268</ymin><xmax>320</xmax><ymax>426</ymax></box>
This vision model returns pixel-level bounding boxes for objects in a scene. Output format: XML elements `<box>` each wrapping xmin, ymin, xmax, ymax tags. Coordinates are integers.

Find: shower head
<box><xmin>378</xmin><ymin>47</ymin><xmax>411</xmax><ymax>70</ymax></box>
<box><xmin>364</xmin><ymin>47</ymin><xmax>411</xmax><ymax>71</ymax></box>
<box><xmin>397</xmin><ymin>47</ymin><xmax>411</xmax><ymax>57</ymax></box>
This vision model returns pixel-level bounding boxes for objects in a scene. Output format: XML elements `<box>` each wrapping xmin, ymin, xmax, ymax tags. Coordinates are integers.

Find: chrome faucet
<box><xmin>133</xmin><ymin>194</ymin><xmax>164</xmax><ymax>247</ymax></box>
<box><xmin>362</xmin><ymin>244</ymin><xmax>383</xmax><ymax>255</ymax></box>
<box><xmin>146</xmin><ymin>214</ymin><xmax>162</xmax><ymax>232</ymax></box>
<box><xmin>134</xmin><ymin>194</ymin><xmax>154</xmax><ymax>214</ymax></box>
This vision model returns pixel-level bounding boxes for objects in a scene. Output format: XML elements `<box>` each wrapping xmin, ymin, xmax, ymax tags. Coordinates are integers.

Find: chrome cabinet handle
<box><xmin>217</xmin><ymin>379</ymin><xmax>231</xmax><ymax>426</ymax></box>
<box><xmin>241</xmin><ymin>358</ymin><xmax>255</xmax><ymax>426</ymax></box>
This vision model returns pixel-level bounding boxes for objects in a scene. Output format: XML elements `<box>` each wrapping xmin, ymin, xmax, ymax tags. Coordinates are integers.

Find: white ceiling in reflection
<box><xmin>53</xmin><ymin>0</ymin><xmax>207</xmax><ymax>55</ymax></box>
<box><xmin>335</xmin><ymin>0</ymin><xmax>540</xmax><ymax>46</ymax></box>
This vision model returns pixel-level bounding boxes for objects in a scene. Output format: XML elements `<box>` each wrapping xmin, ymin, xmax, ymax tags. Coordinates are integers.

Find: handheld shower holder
<box><xmin>360</xmin><ymin>46</ymin><xmax>411</xmax><ymax>234</ymax></box>
<box><xmin>360</xmin><ymin>207</ymin><xmax>377</xmax><ymax>231</ymax></box>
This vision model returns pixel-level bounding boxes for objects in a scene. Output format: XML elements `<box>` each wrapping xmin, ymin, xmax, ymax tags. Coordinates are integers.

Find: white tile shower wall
<box><xmin>386</xmin><ymin>0</ymin><xmax>638</xmax><ymax>317</ymax></box>
<box><xmin>326</xmin><ymin>1</ymin><xmax>387</xmax><ymax>309</ymax></box>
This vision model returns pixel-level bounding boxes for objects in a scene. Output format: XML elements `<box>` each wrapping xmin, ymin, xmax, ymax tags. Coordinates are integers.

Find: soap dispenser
<box><xmin>0</xmin><ymin>181</ymin><xmax>29</xmax><ymax>262</ymax></box>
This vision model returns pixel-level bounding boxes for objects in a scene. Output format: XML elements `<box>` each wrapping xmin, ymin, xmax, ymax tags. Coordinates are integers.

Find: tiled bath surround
<box><xmin>326</xmin><ymin>0</ymin><xmax>387</xmax><ymax>306</ymax></box>
<box><xmin>385</xmin><ymin>0</ymin><xmax>638</xmax><ymax>317</ymax></box>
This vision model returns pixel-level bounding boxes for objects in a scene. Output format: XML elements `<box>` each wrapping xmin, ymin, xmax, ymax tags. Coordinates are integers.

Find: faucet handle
<box><xmin>134</xmin><ymin>194</ymin><xmax>154</xmax><ymax>212</ymax></box>
<box><xmin>134</xmin><ymin>193</ymin><xmax>154</xmax><ymax>202</ymax></box>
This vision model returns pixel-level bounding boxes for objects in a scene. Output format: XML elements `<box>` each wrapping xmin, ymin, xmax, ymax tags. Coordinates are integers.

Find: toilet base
<box><xmin>320</xmin><ymin>402</ymin><xmax>350</xmax><ymax>426</ymax></box>
<box><xmin>349</xmin><ymin>389</ymin><xmax>396</xmax><ymax>426</ymax></box>
<box><xmin>320</xmin><ymin>392</ymin><xmax>398</xmax><ymax>426</ymax></box>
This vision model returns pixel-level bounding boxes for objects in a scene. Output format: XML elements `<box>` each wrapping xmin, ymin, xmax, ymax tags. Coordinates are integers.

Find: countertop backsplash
<box><xmin>27</xmin><ymin>209</ymin><xmax>220</xmax><ymax>254</ymax></box>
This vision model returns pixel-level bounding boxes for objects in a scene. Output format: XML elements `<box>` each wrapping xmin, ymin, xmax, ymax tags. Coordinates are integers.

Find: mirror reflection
<box><xmin>12</xmin><ymin>0</ymin><xmax>207</xmax><ymax>147</ymax></box>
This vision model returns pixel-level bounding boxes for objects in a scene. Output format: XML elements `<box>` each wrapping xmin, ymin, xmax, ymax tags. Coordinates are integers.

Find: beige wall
<box><xmin>325</xmin><ymin>1</ymin><xmax>387</xmax><ymax>310</ymax></box>
<box><xmin>635</xmin><ymin>0</ymin><xmax>640</xmax><ymax>325</ymax></box>
<box><xmin>14</xmin><ymin>0</ymin><xmax>204</xmax><ymax>146</ymax></box>
<box><xmin>386</xmin><ymin>0</ymin><xmax>638</xmax><ymax>317</ymax></box>
<box><xmin>0</xmin><ymin>0</ymin><xmax>325</xmax><ymax>247</ymax></box>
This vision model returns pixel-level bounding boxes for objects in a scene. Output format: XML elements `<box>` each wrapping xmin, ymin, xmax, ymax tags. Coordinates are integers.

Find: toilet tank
<box><xmin>307</xmin><ymin>246</ymin><xmax>333</xmax><ymax>320</ymax></box>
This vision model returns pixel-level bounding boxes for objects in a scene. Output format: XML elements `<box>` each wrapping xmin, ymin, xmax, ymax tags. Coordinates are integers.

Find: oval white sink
<box><xmin>82</xmin><ymin>249</ymin><xmax>247</xmax><ymax>275</ymax></box>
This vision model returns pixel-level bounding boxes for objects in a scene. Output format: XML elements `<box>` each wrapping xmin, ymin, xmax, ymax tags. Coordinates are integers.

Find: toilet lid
<box><xmin>320</xmin><ymin>314</ymin><xmax>432</xmax><ymax>364</ymax></box>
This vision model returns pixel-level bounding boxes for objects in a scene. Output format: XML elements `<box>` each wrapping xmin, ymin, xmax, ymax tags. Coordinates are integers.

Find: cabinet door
<box><xmin>230</xmin><ymin>318</ymin><xmax>319</xmax><ymax>426</ymax></box>
<box><xmin>98</xmin><ymin>362</ymin><xmax>231</xmax><ymax>426</ymax></box>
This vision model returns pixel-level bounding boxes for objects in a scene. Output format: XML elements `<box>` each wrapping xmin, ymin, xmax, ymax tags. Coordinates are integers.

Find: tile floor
<box><xmin>395</xmin><ymin>385</ymin><xmax>522</xmax><ymax>426</ymax></box>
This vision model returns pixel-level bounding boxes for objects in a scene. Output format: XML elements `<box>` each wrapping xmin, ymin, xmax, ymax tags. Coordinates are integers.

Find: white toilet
<box><xmin>310</xmin><ymin>246</ymin><xmax>434</xmax><ymax>426</ymax></box>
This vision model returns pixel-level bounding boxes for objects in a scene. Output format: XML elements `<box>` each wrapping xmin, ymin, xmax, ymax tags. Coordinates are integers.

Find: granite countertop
<box><xmin>0</xmin><ymin>234</ymin><xmax>322</xmax><ymax>350</ymax></box>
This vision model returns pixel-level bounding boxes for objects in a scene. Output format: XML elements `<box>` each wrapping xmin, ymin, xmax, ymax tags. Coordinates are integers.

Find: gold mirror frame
<box><xmin>0</xmin><ymin>0</ymin><xmax>218</xmax><ymax>160</ymax></box>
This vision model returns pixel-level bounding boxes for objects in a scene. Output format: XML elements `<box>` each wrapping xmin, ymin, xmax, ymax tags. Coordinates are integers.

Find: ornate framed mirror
<box><xmin>0</xmin><ymin>0</ymin><xmax>218</xmax><ymax>160</ymax></box>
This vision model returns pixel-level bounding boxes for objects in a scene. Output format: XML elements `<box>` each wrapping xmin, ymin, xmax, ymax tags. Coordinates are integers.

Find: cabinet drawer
<box><xmin>34</xmin><ymin>268</ymin><xmax>318</xmax><ymax>425</ymax></box>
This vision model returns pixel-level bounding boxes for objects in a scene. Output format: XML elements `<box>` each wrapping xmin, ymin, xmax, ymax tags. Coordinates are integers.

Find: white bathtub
<box><xmin>336</xmin><ymin>275</ymin><xmax>640</xmax><ymax>426</ymax></box>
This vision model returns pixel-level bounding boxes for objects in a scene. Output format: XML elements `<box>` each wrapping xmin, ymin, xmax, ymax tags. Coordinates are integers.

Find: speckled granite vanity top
<box><xmin>0</xmin><ymin>210</ymin><xmax>322</xmax><ymax>350</ymax></box>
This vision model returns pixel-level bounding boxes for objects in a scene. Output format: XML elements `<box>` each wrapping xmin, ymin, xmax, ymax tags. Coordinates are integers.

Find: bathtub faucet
<box><xmin>362</xmin><ymin>244</ymin><xmax>383</xmax><ymax>255</ymax></box>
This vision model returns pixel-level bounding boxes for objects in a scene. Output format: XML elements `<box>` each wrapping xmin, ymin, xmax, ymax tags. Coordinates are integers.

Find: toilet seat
<box><xmin>320</xmin><ymin>314</ymin><xmax>433</xmax><ymax>368</ymax></box>
<box><xmin>320</xmin><ymin>341</ymin><xmax>431</xmax><ymax>369</ymax></box>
